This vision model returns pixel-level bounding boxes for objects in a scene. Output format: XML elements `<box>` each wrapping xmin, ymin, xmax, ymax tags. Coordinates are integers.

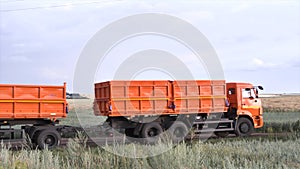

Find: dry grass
<box><xmin>1</xmin><ymin>136</ymin><xmax>300</xmax><ymax>169</ymax></box>
<box><xmin>67</xmin><ymin>98</ymin><xmax>94</xmax><ymax>110</ymax></box>
<box><xmin>61</xmin><ymin>98</ymin><xmax>105</xmax><ymax>127</ymax></box>
<box><xmin>1</xmin><ymin>97</ymin><xmax>299</xmax><ymax>168</ymax></box>
<box><xmin>261</xmin><ymin>95</ymin><xmax>300</xmax><ymax>112</ymax></box>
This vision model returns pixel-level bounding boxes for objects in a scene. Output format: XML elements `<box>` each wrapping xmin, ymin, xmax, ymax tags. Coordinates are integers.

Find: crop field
<box><xmin>1</xmin><ymin>95</ymin><xmax>300</xmax><ymax>169</ymax></box>
<box><xmin>261</xmin><ymin>95</ymin><xmax>300</xmax><ymax>112</ymax></box>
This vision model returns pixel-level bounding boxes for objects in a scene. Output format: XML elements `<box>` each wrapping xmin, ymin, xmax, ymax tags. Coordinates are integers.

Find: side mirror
<box><xmin>258</xmin><ymin>86</ymin><xmax>264</xmax><ymax>90</ymax></box>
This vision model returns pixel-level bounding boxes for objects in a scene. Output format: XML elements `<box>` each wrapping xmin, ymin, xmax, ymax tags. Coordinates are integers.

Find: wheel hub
<box><xmin>174</xmin><ymin>128</ymin><xmax>184</xmax><ymax>138</ymax></box>
<box><xmin>240</xmin><ymin>123</ymin><xmax>249</xmax><ymax>133</ymax></box>
<box><xmin>45</xmin><ymin>136</ymin><xmax>54</xmax><ymax>145</ymax></box>
<box><xmin>148</xmin><ymin>128</ymin><xmax>158</xmax><ymax>137</ymax></box>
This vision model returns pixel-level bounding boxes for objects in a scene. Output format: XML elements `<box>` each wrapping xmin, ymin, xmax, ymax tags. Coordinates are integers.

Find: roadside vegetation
<box><xmin>1</xmin><ymin>96</ymin><xmax>300</xmax><ymax>168</ymax></box>
<box><xmin>1</xmin><ymin>134</ymin><xmax>299</xmax><ymax>169</ymax></box>
<box><xmin>258</xmin><ymin>112</ymin><xmax>300</xmax><ymax>133</ymax></box>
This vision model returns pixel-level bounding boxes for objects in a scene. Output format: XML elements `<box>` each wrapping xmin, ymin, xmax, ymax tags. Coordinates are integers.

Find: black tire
<box><xmin>167</xmin><ymin>121</ymin><xmax>189</xmax><ymax>143</ymax></box>
<box><xmin>36</xmin><ymin>129</ymin><xmax>61</xmax><ymax>149</ymax></box>
<box><xmin>214</xmin><ymin>131</ymin><xmax>230</xmax><ymax>138</ymax></box>
<box><xmin>235</xmin><ymin>117</ymin><xmax>254</xmax><ymax>137</ymax></box>
<box><xmin>140</xmin><ymin>122</ymin><xmax>163</xmax><ymax>144</ymax></box>
<box><xmin>125</xmin><ymin>128</ymin><xmax>135</xmax><ymax>137</ymax></box>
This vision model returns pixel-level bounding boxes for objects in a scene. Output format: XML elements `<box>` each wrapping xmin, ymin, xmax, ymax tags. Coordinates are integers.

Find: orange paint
<box><xmin>94</xmin><ymin>80</ymin><xmax>228</xmax><ymax>117</ymax></box>
<box><xmin>0</xmin><ymin>83</ymin><xmax>67</xmax><ymax>121</ymax></box>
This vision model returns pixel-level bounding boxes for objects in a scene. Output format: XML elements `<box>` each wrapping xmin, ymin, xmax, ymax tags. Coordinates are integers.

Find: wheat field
<box><xmin>262</xmin><ymin>95</ymin><xmax>300</xmax><ymax>112</ymax></box>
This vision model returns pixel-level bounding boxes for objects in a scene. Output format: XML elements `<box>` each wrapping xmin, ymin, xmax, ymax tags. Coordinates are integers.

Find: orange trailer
<box><xmin>0</xmin><ymin>83</ymin><xmax>77</xmax><ymax>149</ymax></box>
<box><xmin>94</xmin><ymin>80</ymin><xmax>264</xmax><ymax>143</ymax></box>
<box><xmin>0</xmin><ymin>83</ymin><xmax>67</xmax><ymax>121</ymax></box>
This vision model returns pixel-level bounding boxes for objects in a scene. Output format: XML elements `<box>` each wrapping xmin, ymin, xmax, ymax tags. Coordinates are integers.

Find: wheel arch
<box><xmin>236</xmin><ymin>114</ymin><xmax>254</xmax><ymax>127</ymax></box>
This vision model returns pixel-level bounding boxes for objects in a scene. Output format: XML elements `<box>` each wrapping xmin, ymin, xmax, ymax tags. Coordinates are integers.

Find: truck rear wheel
<box><xmin>235</xmin><ymin>117</ymin><xmax>253</xmax><ymax>137</ymax></box>
<box><xmin>141</xmin><ymin>122</ymin><xmax>163</xmax><ymax>144</ymax></box>
<box><xmin>125</xmin><ymin>128</ymin><xmax>135</xmax><ymax>137</ymax></box>
<box><xmin>167</xmin><ymin>121</ymin><xmax>189</xmax><ymax>143</ymax></box>
<box><xmin>36</xmin><ymin>129</ymin><xmax>61</xmax><ymax>149</ymax></box>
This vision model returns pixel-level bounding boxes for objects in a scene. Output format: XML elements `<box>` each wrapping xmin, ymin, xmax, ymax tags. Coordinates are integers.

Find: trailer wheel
<box><xmin>141</xmin><ymin>122</ymin><xmax>163</xmax><ymax>144</ymax></box>
<box><xmin>214</xmin><ymin>131</ymin><xmax>229</xmax><ymax>138</ymax></box>
<box><xmin>235</xmin><ymin>117</ymin><xmax>254</xmax><ymax>137</ymax></box>
<box><xmin>167</xmin><ymin>121</ymin><xmax>189</xmax><ymax>143</ymax></box>
<box><xmin>36</xmin><ymin>129</ymin><xmax>61</xmax><ymax>149</ymax></box>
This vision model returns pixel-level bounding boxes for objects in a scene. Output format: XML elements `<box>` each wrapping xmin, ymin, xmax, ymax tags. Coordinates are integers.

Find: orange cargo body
<box><xmin>173</xmin><ymin>80</ymin><xmax>227</xmax><ymax>113</ymax></box>
<box><xmin>94</xmin><ymin>80</ymin><xmax>227</xmax><ymax>117</ymax></box>
<box><xmin>0</xmin><ymin>83</ymin><xmax>67</xmax><ymax>120</ymax></box>
<box><xmin>94</xmin><ymin>81</ymin><xmax>173</xmax><ymax>116</ymax></box>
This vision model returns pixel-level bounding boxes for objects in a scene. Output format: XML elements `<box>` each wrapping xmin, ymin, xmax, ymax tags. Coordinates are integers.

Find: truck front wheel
<box><xmin>235</xmin><ymin>117</ymin><xmax>254</xmax><ymax>137</ymax></box>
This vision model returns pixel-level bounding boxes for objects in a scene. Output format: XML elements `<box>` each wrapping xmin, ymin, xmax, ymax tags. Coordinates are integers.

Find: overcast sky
<box><xmin>0</xmin><ymin>0</ymin><xmax>299</xmax><ymax>94</ymax></box>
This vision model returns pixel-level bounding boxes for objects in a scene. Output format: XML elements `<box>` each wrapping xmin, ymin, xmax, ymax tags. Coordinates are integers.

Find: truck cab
<box><xmin>226</xmin><ymin>82</ymin><xmax>264</xmax><ymax>131</ymax></box>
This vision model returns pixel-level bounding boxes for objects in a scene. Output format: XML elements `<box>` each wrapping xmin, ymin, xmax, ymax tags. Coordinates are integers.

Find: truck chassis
<box><xmin>106</xmin><ymin>111</ymin><xmax>254</xmax><ymax>144</ymax></box>
<box><xmin>0</xmin><ymin>119</ymin><xmax>79</xmax><ymax>149</ymax></box>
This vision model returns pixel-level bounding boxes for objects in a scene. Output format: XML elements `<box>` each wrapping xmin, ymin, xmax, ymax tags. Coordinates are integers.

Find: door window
<box><xmin>228</xmin><ymin>88</ymin><xmax>235</xmax><ymax>95</ymax></box>
<box><xmin>242</xmin><ymin>88</ymin><xmax>255</xmax><ymax>99</ymax></box>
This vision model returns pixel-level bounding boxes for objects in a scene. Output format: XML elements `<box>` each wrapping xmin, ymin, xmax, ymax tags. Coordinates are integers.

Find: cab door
<box><xmin>241</xmin><ymin>88</ymin><xmax>261</xmax><ymax>116</ymax></box>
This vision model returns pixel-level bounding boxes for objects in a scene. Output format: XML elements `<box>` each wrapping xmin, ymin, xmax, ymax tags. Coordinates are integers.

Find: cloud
<box><xmin>251</xmin><ymin>58</ymin><xmax>277</xmax><ymax>68</ymax></box>
<box><xmin>8</xmin><ymin>55</ymin><xmax>31</xmax><ymax>63</ymax></box>
<box><xmin>231</xmin><ymin>2</ymin><xmax>253</xmax><ymax>13</ymax></box>
<box><xmin>253</xmin><ymin>58</ymin><xmax>264</xmax><ymax>66</ymax></box>
<box><xmin>0</xmin><ymin>1</ymin><xmax>299</xmax><ymax>93</ymax></box>
<box><xmin>180</xmin><ymin>11</ymin><xmax>215</xmax><ymax>22</ymax></box>
<box><xmin>288</xmin><ymin>57</ymin><xmax>300</xmax><ymax>68</ymax></box>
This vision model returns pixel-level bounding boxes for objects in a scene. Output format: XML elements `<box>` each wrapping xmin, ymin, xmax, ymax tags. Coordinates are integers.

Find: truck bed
<box><xmin>0</xmin><ymin>83</ymin><xmax>67</xmax><ymax>120</ymax></box>
<box><xmin>94</xmin><ymin>80</ymin><xmax>227</xmax><ymax>117</ymax></box>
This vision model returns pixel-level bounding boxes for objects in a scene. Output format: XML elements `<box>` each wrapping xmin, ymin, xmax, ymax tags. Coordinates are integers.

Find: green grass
<box><xmin>1</xmin><ymin>99</ymin><xmax>300</xmax><ymax>169</ymax></box>
<box><xmin>263</xmin><ymin>112</ymin><xmax>300</xmax><ymax>123</ymax></box>
<box><xmin>1</xmin><ymin>135</ymin><xmax>299</xmax><ymax>169</ymax></box>
<box><xmin>257</xmin><ymin>112</ymin><xmax>300</xmax><ymax>133</ymax></box>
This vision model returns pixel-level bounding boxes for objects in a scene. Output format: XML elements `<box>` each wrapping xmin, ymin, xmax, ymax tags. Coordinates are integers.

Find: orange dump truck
<box><xmin>94</xmin><ymin>80</ymin><xmax>264</xmax><ymax>143</ymax></box>
<box><xmin>0</xmin><ymin>83</ymin><xmax>76</xmax><ymax>149</ymax></box>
